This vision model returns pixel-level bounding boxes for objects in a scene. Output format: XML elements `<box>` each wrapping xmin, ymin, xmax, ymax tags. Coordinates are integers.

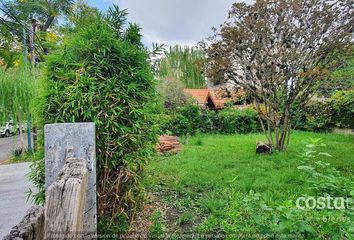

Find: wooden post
<box><xmin>44</xmin><ymin>157</ymin><xmax>88</xmax><ymax>240</ymax></box>
<box><xmin>45</xmin><ymin>123</ymin><xmax>97</xmax><ymax>236</ymax></box>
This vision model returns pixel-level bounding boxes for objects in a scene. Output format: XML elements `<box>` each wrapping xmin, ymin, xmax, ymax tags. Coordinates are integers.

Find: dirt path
<box><xmin>0</xmin><ymin>162</ymin><xmax>35</xmax><ymax>238</ymax></box>
<box><xmin>0</xmin><ymin>134</ymin><xmax>33</xmax><ymax>163</ymax></box>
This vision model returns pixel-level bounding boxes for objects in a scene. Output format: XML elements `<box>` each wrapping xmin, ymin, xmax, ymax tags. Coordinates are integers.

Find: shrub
<box><xmin>160</xmin><ymin>107</ymin><xmax>260</xmax><ymax>136</ymax></box>
<box><xmin>157</xmin><ymin>76</ymin><xmax>192</xmax><ymax>112</ymax></box>
<box><xmin>200</xmin><ymin>110</ymin><xmax>216</xmax><ymax>133</ymax></box>
<box><xmin>292</xmin><ymin>90</ymin><xmax>354</xmax><ymax>132</ymax></box>
<box><xmin>330</xmin><ymin>90</ymin><xmax>354</xmax><ymax>128</ymax></box>
<box><xmin>160</xmin><ymin>104</ymin><xmax>201</xmax><ymax>136</ymax></box>
<box><xmin>177</xmin><ymin>104</ymin><xmax>202</xmax><ymax>130</ymax></box>
<box><xmin>162</xmin><ymin>114</ymin><xmax>192</xmax><ymax>136</ymax></box>
<box><xmin>159</xmin><ymin>104</ymin><xmax>262</xmax><ymax>136</ymax></box>
<box><xmin>32</xmin><ymin>7</ymin><xmax>157</xmax><ymax>233</ymax></box>
<box><xmin>212</xmin><ymin>108</ymin><xmax>260</xmax><ymax>134</ymax></box>
<box><xmin>304</xmin><ymin>101</ymin><xmax>334</xmax><ymax>132</ymax></box>
<box><xmin>292</xmin><ymin>100</ymin><xmax>334</xmax><ymax>132</ymax></box>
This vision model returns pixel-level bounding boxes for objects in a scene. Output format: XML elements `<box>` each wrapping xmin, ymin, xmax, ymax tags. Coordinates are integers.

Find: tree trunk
<box><xmin>42</xmin><ymin>16</ymin><xmax>55</xmax><ymax>32</ymax></box>
<box><xmin>32</xmin><ymin>127</ymin><xmax>37</xmax><ymax>151</ymax></box>
<box><xmin>29</xmin><ymin>20</ymin><xmax>36</xmax><ymax>65</ymax></box>
<box><xmin>278</xmin><ymin>106</ymin><xmax>291</xmax><ymax>151</ymax></box>
<box><xmin>17</xmin><ymin>113</ymin><xmax>25</xmax><ymax>153</ymax></box>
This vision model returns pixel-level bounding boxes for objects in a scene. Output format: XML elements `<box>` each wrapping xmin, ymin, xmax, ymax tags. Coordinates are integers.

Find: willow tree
<box><xmin>157</xmin><ymin>45</ymin><xmax>206</xmax><ymax>89</ymax></box>
<box><xmin>202</xmin><ymin>0</ymin><xmax>353</xmax><ymax>151</ymax></box>
<box><xmin>0</xmin><ymin>67</ymin><xmax>35</xmax><ymax>151</ymax></box>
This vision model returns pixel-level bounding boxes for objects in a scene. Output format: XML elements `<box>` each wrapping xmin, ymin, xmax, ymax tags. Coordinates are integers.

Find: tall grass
<box><xmin>144</xmin><ymin>132</ymin><xmax>354</xmax><ymax>237</ymax></box>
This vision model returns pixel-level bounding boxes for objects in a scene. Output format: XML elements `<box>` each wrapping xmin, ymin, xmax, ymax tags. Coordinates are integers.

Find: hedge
<box><xmin>161</xmin><ymin>106</ymin><xmax>261</xmax><ymax>136</ymax></box>
<box><xmin>292</xmin><ymin>89</ymin><xmax>354</xmax><ymax>132</ymax></box>
<box><xmin>331</xmin><ymin>90</ymin><xmax>354</xmax><ymax>128</ymax></box>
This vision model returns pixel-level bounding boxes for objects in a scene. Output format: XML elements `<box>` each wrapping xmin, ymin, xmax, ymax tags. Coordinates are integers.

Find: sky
<box><xmin>87</xmin><ymin>0</ymin><xmax>253</xmax><ymax>48</ymax></box>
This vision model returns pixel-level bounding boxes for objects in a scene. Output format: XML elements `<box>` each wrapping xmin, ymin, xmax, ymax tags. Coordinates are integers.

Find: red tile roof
<box><xmin>184</xmin><ymin>89</ymin><xmax>225</xmax><ymax>109</ymax></box>
<box><xmin>184</xmin><ymin>89</ymin><xmax>210</xmax><ymax>104</ymax></box>
<box><xmin>183</xmin><ymin>88</ymin><xmax>253</xmax><ymax>110</ymax></box>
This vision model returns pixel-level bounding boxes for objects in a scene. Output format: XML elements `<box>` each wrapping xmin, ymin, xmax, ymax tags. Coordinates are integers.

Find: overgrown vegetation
<box><xmin>330</xmin><ymin>90</ymin><xmax>354</xmax><ymax>129</ymax></box>
<box><xmin>160</xmin><ymin>105</ymin><xmax>261</xmax><ymax>137</ymax></box>
<box><xmin>145</xmin><ymin>132</ymin><xmax>354</xmax><ymax>239</ymax></box>
<box><xmin>0</xmin><ymin>67</ymin><xmax>38</xmax><ymax>151</ymax></box>
<box><xmin>317</xmin><ymin>56</ymin><xmax>354</xmax><ymax>98</ymax></box>
<box><xmin>202</xmin><ymin>0</ymin><xmax>353</xmax><ymax>150</ymax></box>
<box><xmin>31</xmin><ymin>5</ymin><xmax>158</xmax><ymax>234</ymax></box>
<box><xmin>157</xmin><ymin>76</ymin><xmax>193</xmax><ymax>112</ymax></box>
<box><xmin>293</xmin><ymin>89</ymin><xmax>354</xmax><ymax>132</ymax></box>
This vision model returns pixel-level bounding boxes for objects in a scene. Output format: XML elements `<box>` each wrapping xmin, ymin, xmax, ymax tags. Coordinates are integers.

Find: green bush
<box><xmin>177</xmin><ymin>104</ymin><xmax>202</xmax><ymax>130</ymax></box>
<box><xmin>200</xmin><ymin>110</ymin><xmax>216</xmax><ymax>133</ymax></box>
<box><xmin>160</xmin><ymin>104</ymin><xmax>201</xmax><ymax>136</ymax></box>
<box><xmin>162</xmin><ymin>114</ymin><xmax>192</xmax><ymax>136</ymax></box>
<box><xmin>292</xmin><ymin>90</ymin><xmax>354</xmax><ymax>132</ymax></box>
<box><xmin>330</xmin><ymin>90</ymin><xmax>354</xmax><ymax>128</ymax></box>
<box><xmin>32</xmin><ymin>6</ymin><xmax>157</xmax><ymax>233</ymax></box>
<box><xmin>160</xmin><ymin>107</ymin><xmax>260</xmax><ymax>136</ymax></box>
<box><xmin>212</xmin><ymin>108</ymin><xmax>260</xmax><ymax>134</ymax></box>
<box><xmin>303</xmin><ymin>101</ymin><xmax>334</xmax><ymax>132</ymax></box>
<box><xmin>292</xmin><ymin>100</ymin><xmax>334</xmax><ymax>132</ymax></box>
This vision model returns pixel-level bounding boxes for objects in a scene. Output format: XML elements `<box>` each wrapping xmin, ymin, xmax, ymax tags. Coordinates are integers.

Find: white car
<box><xmin>0</xmin><ymin>121</ymin><xmax>26</xmax><ymax>137</ymax></box>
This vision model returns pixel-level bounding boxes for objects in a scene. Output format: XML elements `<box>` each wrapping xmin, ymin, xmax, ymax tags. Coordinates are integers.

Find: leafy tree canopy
<box><xmin>202</xmin><ymin>0</ymin><xmax>353</xmax><ymax>150</ymax></box>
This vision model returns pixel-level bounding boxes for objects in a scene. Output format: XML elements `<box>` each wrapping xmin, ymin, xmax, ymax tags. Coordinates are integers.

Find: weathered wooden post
<box><xmin>44</xmin><ymin>123</ymin><xmax>97</xmax><ymax>238</ymax></box>
<box><xmin>45</xmin><ymin>157</ymin><xmax>88</xmax><ymax>239</ymax></box>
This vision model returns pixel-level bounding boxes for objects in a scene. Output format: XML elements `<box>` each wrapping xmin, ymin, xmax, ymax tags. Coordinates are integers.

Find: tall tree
<box><xmin>202</xmin><ymin>0</ymin><xmax>353</xmax><ymax>151</ymax></box>
<box><xmin>0</xmin><ymin>0</ymin><xmax>74</xmax><ymax>62</ymax></box>
<box><xmin>0</xmin><ymin>67</ymin><xmax>36</xmax><ymax>151</ymax></box>
<box><xmin>158</xmin><ymin>45</ymin><xmax>206</xmax><ymax>89</ymax></box>
<box><xmin>1</xmin><ymin>0</ymin><xmax>73</xmax><ymax>31</ymax></box>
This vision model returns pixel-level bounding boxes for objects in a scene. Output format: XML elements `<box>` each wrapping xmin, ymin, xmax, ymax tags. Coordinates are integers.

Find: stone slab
<box><xmin>44</xmin><ymin>123</ymin><xmax>96</xmax><ymax>237</ymax></box>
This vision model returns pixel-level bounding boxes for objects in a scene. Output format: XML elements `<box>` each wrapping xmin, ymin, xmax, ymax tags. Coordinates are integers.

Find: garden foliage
<box><xmin>157</xmin><ymin>76</ymin><xmax>192</xmax><ymax>112</ymax></box>
<box><xmin>157</xmin><ymin>45</ymin><xmax>206</xmax><ymax>89</ymax></box>
<box><xmin>202</xmin><ymin>0</ymin><xmax>353</xmax><ymax>151</ymax></box>
<box><xmin>292</xmin><ymin>101</ymin><xmax>334</xmax><ymax>132</ymax></box>
<box><xmin>212</xmin><ymin>108</ymin><xmax>259</xmax><ymax>134</ymax></box>
<box><xmin>31</xmin><ymin>6</ymin><xmax>157</xmax><ymax>233</ymax></box>
<box><xmin>330</xmin><ymin>90</ymin><xmax>354</xmax><ymax>129</ymax></box>
<box><xmin>160</xmin><ymin>105</ymin><xmax>260</xmax><ymax>136</ymax></box>
<box><xmin>221</xmin><ymin>139</ymin><xmax>354</xmax><ymax>239</ymax></box>
<box><xmin>293</xmin><ymin>89</ymin><xmax>354</xmax><ymax>132</ymax></box>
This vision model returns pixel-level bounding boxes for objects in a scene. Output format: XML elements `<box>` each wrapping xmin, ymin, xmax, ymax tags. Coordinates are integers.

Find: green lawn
<box><xmin>143</xmin><ymin>131</ymin><xmax>354</xmax><ymax>239</ymax></box>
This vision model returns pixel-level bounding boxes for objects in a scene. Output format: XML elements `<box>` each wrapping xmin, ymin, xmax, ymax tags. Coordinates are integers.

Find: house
<box><xmin>183</xmin><ymin>89</ymin><xmax>225</xmax><ymax>110</ymax></box>
<box><xmin>184</xmin><ymin>87</ymin><xmax>250</xmax><ymax>110</ymax></box>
